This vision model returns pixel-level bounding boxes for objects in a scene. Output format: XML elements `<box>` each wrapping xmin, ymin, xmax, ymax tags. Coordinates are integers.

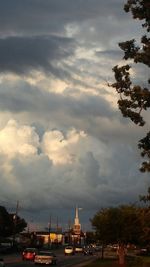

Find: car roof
<box><xmin>24</xmin><ymin>248</ymin><xmax>37</xmax><ymax>251</ymax></box>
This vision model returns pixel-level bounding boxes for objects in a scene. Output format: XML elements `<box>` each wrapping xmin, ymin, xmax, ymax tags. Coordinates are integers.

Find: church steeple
<box><xmin>73</xmin><ymin>206</ymin><xmax>81</xmax><ymax>235</ymax></box>
<box><xmin>74</xmin><ymin>206</ymin><xmax>80</xmax><ymax>225</ymax></box>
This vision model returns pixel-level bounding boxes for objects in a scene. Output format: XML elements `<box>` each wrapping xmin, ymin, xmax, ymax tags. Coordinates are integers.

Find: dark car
<box><xmin>34</xmin><ymin>251</ymin><xmax>57</xmax><ymax>265</ymax></box>
<box><xmin>22</xmin><ymin>248</ymin><xmax>38</xmax><ymax>261</ymax></box>
<box><xmin>136</xmin><ymin>247</ymin><xmax>150</xmax><ymax>256</ymax></box>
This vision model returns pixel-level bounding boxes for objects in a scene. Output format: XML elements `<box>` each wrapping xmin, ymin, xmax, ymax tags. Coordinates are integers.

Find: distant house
<box><xmin>36</xmin><ymin>228</ymin><xmax>63</xmax><ymax>246</ymax></box>
<box><xmin>19</xmin><ymin>228</ymin><xmax>63</xmax><ymax>248</ymax></box>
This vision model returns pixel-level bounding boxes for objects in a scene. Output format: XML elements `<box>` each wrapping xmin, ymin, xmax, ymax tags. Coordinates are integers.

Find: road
<box><xmin>2</xmin><ymin>252</ymin><xmax>97</xmax><ymax>267</ymax></box>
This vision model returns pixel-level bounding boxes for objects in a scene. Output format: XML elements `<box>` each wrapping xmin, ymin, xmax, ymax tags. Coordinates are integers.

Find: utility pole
<box><xmin>68</xmin><ymin>218</ymin><xmax>71</xmax><ymax>244</ymax></box>
<box><xmin>13</xmin><ymin>200</ymin><xmax>19</xmax><ymax>246</ymax></box>
<box><xmin>48</xmin><ymin>215</ymin><xmax>51</xmax><ymax>249</ymax></box>
<box><xmin>56</xmin><ymin>217</ymin><xmax>58</xmax><ymax>246</ymax></box>
<box><xmin>56</xmin><ymin>216</ymin><xmax>58</xmax><ymax>232</ymax></box>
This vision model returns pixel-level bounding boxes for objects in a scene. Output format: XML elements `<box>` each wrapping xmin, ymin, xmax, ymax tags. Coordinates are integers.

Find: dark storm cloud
<box><xmin>0</xmin><ymin>36</ymin><xmax>75</xmax><ymax>75</ymax></box>
<box><xmin>0</xmin><ymin>0</ymin><xmax>126</xmax><ymax>36</ymax></box>
<box><xmin>0</xmin><ymin>81</ymin><xmax>116</xmax><ymax>120</ymax></box>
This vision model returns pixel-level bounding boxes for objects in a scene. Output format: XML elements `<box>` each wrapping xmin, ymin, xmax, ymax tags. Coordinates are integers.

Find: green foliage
<box><xmin>140</xmin><ymin>207</ymin><xmax>150</xmax><ymax>245</ymax></box>
<box><xmin>0</xmin><ymin>205</ymin><xmax>27</xmax><ymax>238</ymax></box>
<box><xmin>0</xmin><ymin>206</ymin><xmax>13</xmax><ymax>237</ymax></box>
<box><xmin>140</xmin><ymin>187</ymin><xmax>150</xmax><ymax>203</ymax></box>
<box><xmin>139</xmin><ymin>132</ymin><xmax>150</xmax><ymax>172</ymax></box>
<box><xmin>85</xmin><ymin>258</ymin><xmax>117</xmax><ymax>267</ymax></box>
<box><xmin>10</xmin><ymin>213</ymin><xmax>27</xmax><ymax>235</ymax></box>
<box><xmin>91</xmin><ymin>205</ymin><xmax>143</xmax><ymax>245</ymax></box>
<box><xmin>138</xmin><ymin>187</ymin><xmax>150</xmax><ymax>245</ymax></box>
<box><xmin>86</xmin><ymin>231</ymin><xmax>97</xmax><ymax>244</ymax></box>
<box><xmin>124</xmin><ymin>0</ymin><xmax>150</xmax><ymax>31</ymax></box>
<box><xmin>85</xmin><ymin>257</ymin><xmax>144</xmax><ymax>267</ymax></box>
<box><xmin>111</xmin><ymin>0</ymin><xmax>150</xmax><ymax>172</ymax></box>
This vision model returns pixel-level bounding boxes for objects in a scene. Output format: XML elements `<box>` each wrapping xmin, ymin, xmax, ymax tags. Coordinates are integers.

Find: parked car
<box><xmin>64</xmin><ymin>246</ymin><xmax>74</xmax><ymax>255</ymax></box>
<box><xmin>94</xmin><ymin>245</ymin><xmax>102</xmax><ymax>252</ymax></box>
<box><xmin>0</xmin><ymin>242</ymin><xmax>12</xmax><ymax>254</ymax></box>
<box><xmin>34</xmin><ymin>251</ymin><xmax>57</xmax><ymax>265</ymax></box>
<box><xmin>75</xmin><ymin>245</ymin><xmax>84</xmax><ymax>253</ymax></box>
<box><xmin>136</xmin><ymin>247</ymin><xmax>150</xmax><ymax>256</ymax></box>
<box><xmin>22</xmin><ymin>248</ymin><xmax>38</xmax><ymax>261</ymax></box>
<box><xmin>0</xmin><ymin>259</ymin><xmax>5</xmax><ymax>267</ymax></box>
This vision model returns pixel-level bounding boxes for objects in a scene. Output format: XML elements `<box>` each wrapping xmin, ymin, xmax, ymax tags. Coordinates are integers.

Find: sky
<box><xmin>0</xmin><ymin>0</ymin><xmax>149</xmax><ymax>231</ymax></box>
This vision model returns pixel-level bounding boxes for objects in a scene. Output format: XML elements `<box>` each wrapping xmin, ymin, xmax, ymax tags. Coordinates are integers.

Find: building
<box><xmin>73</xmin><ymin>206</ymin><xmax>81</xmax><ymax>235</ymax></box>
<box><xmin>36</xmin><ymin>228</ymin><xmax>63</xmax><ymax>247</ymax></box>
<box><xmin>64</xmin><ymin>206</ymin><xmax>85</xmax><ymax>245</ymax></box>
<box><xmin>19</xmin><ymin>228</ymin><xmax>63</xmax><ymax>248</ymax></box>
<box><xmin>20</xmin><ymin>207</ymin><xmax>85</xmax><ymax>247</ymax></box>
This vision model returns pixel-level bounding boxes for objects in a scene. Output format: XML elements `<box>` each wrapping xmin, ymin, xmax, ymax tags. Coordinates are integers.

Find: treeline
<box><xmin>0</xmin><ymin>205</ymin><xmax>27</xmax><ymax>238</ymax></box>
<box><xmin>91</xmin><ymin>204</ymin><xmax>150</xmax><ymax>246</ymax></box>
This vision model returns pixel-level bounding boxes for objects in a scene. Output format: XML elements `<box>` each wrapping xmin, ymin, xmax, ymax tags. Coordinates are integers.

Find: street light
<box><xmin>12</xmin><ymin>214</ymin><xmax>17</xmax><ymax>246</ymax></box>
<box><xmin>48</xmin><ymin>215</ymin><xmax>51</xmax><ymax>249</ymax></box>
<box><xmin>12</xmin><ymin>201</ymin><xmax>19</xmax><ymax>247</ymax></box>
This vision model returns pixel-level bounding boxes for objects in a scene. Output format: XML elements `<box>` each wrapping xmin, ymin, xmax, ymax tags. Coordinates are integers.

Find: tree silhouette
<box><xmin>0</xmin><ymin>206</ymin><xmax>13</xmax><ymax>238</ymax></box>
<box><xmin>111</xmin><ymin>0</ymin><xmax>150</xmax><ymax>172</ymax></box>
<box><xmin>91</xmin><ymin>205</ymin><xmax>142</xmax><ymax>245</ymax></box>
<box><xmin>0</xmin><ymin>206</ymin><xmax>27</xmax><ymax>239</ymax></box>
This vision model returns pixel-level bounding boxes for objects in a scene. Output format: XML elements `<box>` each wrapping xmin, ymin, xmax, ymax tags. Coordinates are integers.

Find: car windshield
<box><xmin>25</xmin><ymin>248</ymin><xmax>36</xmax><ymax>252</ymax></box>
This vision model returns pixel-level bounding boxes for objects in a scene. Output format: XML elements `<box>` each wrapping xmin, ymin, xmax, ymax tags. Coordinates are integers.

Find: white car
<box><xmin>64</xmin><ymin>246</ymin><xmax>74</xmax><ymax>255</ymax></box>
<box><xmin>75</xmin><ymin>246</ymin><xmax>84</xmax><ymax>253</ymax></box>
<box><xmin>34</xmin><ymin>251</ymin><xmax>57</xmax><ymax>265</ymax></box>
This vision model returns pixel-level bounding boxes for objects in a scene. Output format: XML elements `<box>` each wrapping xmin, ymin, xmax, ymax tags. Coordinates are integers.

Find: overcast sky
<box><xmin>0</xmin><ymin>0</ymin><xmax>149</xmax><ymax>231</ymax></box>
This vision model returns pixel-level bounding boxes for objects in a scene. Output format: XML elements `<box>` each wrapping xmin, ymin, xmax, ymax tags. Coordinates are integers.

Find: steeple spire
<box><xmin>73</xmin><ymin>205</ymin><xmax>81</xmax><ymax>235</ymax></box>
<box><xmin>75</xmin><ymin>206</ymin><xmax>79</xmax><ymax>225</ymax></box>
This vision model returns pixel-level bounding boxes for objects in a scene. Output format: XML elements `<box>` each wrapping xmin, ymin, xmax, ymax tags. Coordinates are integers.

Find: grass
<box><xmin>85</xmin><ymin>258</ymin><xmax>118</xmax><ymax>267</ymax></box>
<box><xmin>85</xmin><ymin>256</ymin><xmax>150</xmax><ymax>267</ymax></box>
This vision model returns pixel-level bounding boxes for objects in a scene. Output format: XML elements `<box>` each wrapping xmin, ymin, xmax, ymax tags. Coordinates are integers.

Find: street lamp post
<box><xmin>48</xmin><ymin>215</ymin><xmax>51</xmax><ymax>249</ymax></box>
<box><xmin>12</xmin><ymin>214</ymin><xmax>17</xmax><ymax>246</ymax></box>
<box><xmin>12</xmin><ymin>201</ymin><xmax>19</xmax><ymax>247</ymax></box>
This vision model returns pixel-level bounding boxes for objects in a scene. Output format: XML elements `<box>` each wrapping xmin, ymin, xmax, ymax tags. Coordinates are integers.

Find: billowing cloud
<box><xmin>0</xmin><ymin>120</ymin><xmax>149</xmax><ymax>220</ymax></box>
<box><xmin>0</xmin><ymin>120</ymin><xmax>39</xmax><ymax>157</ymax></box>
<box><xmin>0</xmin><ymin>0</ymin><xmax>149</xmax><ymax>230</ymax></box>
<box><xmin>41</xmin><ymin>129</ymin><xmax>87</xmax><ymax>165</ymax></box>
<box><xmin>0</xmin><ymin>79</ymin><xmax>117</xmax><ymax>121</ymax></box>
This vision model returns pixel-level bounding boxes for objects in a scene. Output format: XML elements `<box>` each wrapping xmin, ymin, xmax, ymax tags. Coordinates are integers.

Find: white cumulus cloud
<box><xmin>0</xmin><ymin>119</ymin><xmax>39</xmax><ymax>158</ymax></box>
<box><xmin>41</xmin><ymin>128</ymin><xmax>87</xmax><ymax>165</ymax></box>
